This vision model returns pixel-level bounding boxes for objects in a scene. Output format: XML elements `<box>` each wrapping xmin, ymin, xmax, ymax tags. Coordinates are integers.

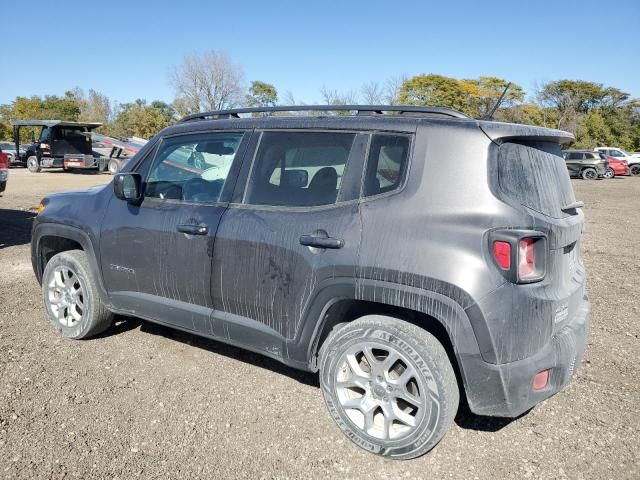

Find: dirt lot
<box><xmin>0</xmin><ymin>168</ymin><xmax>638</xmax><ymax>479</ymax></box>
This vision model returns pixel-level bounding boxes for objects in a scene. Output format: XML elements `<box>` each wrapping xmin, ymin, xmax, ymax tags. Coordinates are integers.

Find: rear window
<box><xmin>497</xmin><ymin>141</ymin><xmax>576</xmax><ymax>219</ymax></box>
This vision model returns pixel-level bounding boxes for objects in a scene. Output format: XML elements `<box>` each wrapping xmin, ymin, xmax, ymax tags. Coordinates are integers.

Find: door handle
<box><xmin>177</xmin><ymin>224</ymin><xmax>208</xmax><ymax>235</ymax></box>
<box><xmin>299</xmin><ymin>234</ymin><xmax>344</xmax><ymax>249</ymax></box>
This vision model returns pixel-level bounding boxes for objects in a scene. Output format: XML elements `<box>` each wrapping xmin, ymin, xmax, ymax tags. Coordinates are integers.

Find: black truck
<box><xmin>11</xmin><ymin>120</ymin><xmax>102</xmax><ymax>173</ymax></box>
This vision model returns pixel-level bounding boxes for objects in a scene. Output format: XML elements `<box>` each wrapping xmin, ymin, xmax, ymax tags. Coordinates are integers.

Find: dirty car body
<box><xmin>31</xmin><ymin>106</ymin><xmax>591</xmax><ymax>458</ymax></box>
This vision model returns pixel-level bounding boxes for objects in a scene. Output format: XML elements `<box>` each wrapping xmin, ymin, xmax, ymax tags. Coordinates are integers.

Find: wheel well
<box><xmin>312</xmin><ymin>299</ymin><xmax>464</xmax><ymax>393</ymax></box>
<box><xmin>38</xmin><ymin>236</ymin><xmax>83</xmax><ymax>271</ymax></box>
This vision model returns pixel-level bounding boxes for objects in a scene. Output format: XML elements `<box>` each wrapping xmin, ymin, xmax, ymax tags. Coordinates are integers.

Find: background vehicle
<box><xmin>563</xmin><ymin>149</ymin><xmax>607</xmax><ymax>179</ymax></box>
<box><xmin>90</xmin><ymin>133</ymin><xmax>147</xmax><ymax>174</ymax></box>
<box><xmin>0</xmin><ymin>148</ymin><xmax>8</xmax><ymax>193</ymax></box>
<box><xmin>0</xmin><ymin>141</ymin><xmax>27</xmax><ymax>166</ymax></box>
<box><xmin>11</xmin><ymin>120</ymin><xmax>102</xmax><ymax>173</ymax></box>
<box><xmin>594</xmin><ymin>147</ymin><xmax>640</xmax><ymax>176</ymax></box>
<box><xmin>604</xmin><ymin>156</ymin><xmax>630</xmax><ymax>178</ymax></box>
<box><xmin>31</xmin><ymin>105</ymin><xmax>590</xmax><ymax>460</ymax></box>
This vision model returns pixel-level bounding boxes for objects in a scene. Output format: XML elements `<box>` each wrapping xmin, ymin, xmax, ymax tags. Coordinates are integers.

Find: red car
<box><xmin>604</xmin><ymin>155</ymin><xmax>630</xmax><ymax>178</ymax></box>
<box><xmin>0</xmin><ymin>149</ymin><xmax>9</xmax><ymax>193</ymax></box>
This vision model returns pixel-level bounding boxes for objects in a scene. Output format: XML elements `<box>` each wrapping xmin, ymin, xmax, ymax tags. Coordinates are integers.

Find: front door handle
<box><xmin>299</xmin><ymin>234</ymin><xmax>344</xmax><ymax>249</ymax></box>
<box><xmin>177</xmin><ymin>224</ymin><xmax>208</xmax><ymax>235</ymax></box>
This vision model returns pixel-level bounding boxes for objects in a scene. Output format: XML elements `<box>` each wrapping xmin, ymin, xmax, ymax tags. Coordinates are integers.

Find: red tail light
<box><xmin>492</xmin><ymin>241</ymin><xmax>511</xmax><ymax>270</ymax></box>
<box><xmin>0</xmin><ymin>153</ymin><xmax>9</xmax><ymax>170</ymax></box>
<box><xmin>489</xmin><ymin>231</ymin><xmax>547</xmax><ymax>284</ymax></box>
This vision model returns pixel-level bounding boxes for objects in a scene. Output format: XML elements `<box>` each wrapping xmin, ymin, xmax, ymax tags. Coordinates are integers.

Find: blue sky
<box><xmin>3</xmin><ymin>0</ymin><xmax>639</xmax><ymax>106</ymax></box>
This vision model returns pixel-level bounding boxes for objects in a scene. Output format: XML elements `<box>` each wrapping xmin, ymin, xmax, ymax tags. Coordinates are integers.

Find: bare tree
<box><xmin>384</xmin><ymin>74</ymin><xmax>408</xmax><ymax>104</ymax></box>
<box><xmin>361</xmin><ymin>81</ymin><xmax>385</xmax><ymax>104</ymax></box>
<box><xmin>319</xmin><ymin>86</ymin><xmax>359</xmax><ymax>105</ymax></box>
<box><xmin>169</xmin><ymin>50</ymin><xmax>245</xmax><ymax>113</ymax></box>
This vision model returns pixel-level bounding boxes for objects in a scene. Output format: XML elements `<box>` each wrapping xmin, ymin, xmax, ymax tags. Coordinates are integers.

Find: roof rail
<box><xmin>178</xmin><ymin>105</ymin><xmax>469</xmax><ymax>123</ymax></box>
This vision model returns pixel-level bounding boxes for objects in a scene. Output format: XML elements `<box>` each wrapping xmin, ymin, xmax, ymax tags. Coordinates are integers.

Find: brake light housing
<box><xmin>489</xmin><ymin>230</ymin><xmax>547</xmax><ymax>284</ymax></box>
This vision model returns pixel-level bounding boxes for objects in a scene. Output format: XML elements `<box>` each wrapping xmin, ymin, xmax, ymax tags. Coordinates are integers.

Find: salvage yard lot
<box><xmin>0</xmin><ymin>168</ymin><xmax>638</xmax><ymax>479</ymax></box>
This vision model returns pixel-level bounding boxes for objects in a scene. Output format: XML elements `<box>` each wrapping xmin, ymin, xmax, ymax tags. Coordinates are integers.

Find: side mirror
<box><xmin>113</xmin><ymin>173</ymin><xmax>142</xmax><ymax>204</ymax></box>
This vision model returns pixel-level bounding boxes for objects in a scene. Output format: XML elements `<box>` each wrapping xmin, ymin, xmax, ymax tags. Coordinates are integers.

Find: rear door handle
<box><xmin>299</xmin><ymin>234</ymin><xmax>344</xmax><ymax>249</ymax></box>
<box><xmin>177</xmin><ymin>224</ymin><xmax>208</xmax><ymax>235</ymax></box>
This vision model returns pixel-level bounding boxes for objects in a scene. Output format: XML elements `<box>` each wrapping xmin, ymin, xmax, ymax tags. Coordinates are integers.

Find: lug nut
<box><xmin>386</xmin><ymin>385</ymin><xmax>393</xmax><ymax>392</ymax></box>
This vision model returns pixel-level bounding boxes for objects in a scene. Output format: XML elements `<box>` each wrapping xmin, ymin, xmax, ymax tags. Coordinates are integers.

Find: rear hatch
<box><xmin>481</xmin><ymin>122</ymin><xmax>585</xmax><ymax>333</ymax></box>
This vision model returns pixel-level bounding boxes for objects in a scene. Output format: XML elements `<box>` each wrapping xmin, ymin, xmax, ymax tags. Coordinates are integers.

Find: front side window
<box><xmin>144</xmin><ymin>132</ymin><xmax>245</xmax><ymax>203</ymax></box>
<box><xmin>363</xmin><ymin>134</ymin><xmax>411</xmax><ymax>197</ymax></box>
<box><xmin>246</xmin><ymin>131</ymin><xmax>356</xmax><ymax>207</ymax></box>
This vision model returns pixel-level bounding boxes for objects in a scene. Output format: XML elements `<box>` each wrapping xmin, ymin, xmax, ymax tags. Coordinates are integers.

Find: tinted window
<box><xmin>363</xmin><ymin>134</ymin><xmax>410</xmax><ymax>197</ymax></box>
<box><xmin>246</xmin><ymin>131</ymin><xmax>356</xmax><ymax>207</ymax></box>
<box><xmin>145</xmin><ymin>132</ymin><xmax>244</xmax><ymax>203</ymax></box>
<box><xmin>565</xmin><ymin>152</ymin><xmax>580</xmax><ymax>160</ymax></box>
<box><xmin>497</xmin><ymin>141</ymin><xmax>576</xmax><ymax>219</ymax></box>
<box><xmin>610</xmin><ymin>150</ymin><xmax>624</xmax><ymax>157</ymax></box>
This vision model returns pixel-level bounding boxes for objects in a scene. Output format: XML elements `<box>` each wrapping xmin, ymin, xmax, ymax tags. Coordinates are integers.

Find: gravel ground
<box><xmin>0</xmin><ymin>168</ymin><xmax>638</xmax><ymax>479</ymax></box>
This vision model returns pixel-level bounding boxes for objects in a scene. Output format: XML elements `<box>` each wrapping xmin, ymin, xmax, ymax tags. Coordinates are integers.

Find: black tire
<box><xmin>107</xmin><ymin>158</ymin><xmax>121</xmax><ymax>175</ymax></box>
<box><xmin>319</xmin><ymin>315</ymin><xmax>459</xmax><ymax>459</ymax></box>
<box><xmin>604</xmin><ymin>167</ymin><xmax>615</xmax><ymax>179</ymax></box>
<box><xmin>27</xmin><ymin>156</ymin><xmax>41</xmax><ymax>173</ymax></box>
<box><xmin>630</xmin><ymin>164</ymin><xmax>640</xmax><ymax>176</ymax></box>
<box><xmin>581</xmin><ymin>167</ymin><xmax>597</xmax><ymax>180</ymax></box>
<box><xmin>42</xmin><ymin>250</ymin><xmax>113</xmax><ymax>339</ymax></box>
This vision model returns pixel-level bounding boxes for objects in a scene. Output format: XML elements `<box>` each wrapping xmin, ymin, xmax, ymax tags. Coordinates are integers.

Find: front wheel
<box><xmin>581</xmin><ymin>167</ymin><xmax>597</xmax><ymax>180</ymax></box>
<box><xmin>42</xmin><ymin>250</ymin><xmax>113</xmax><ymax>339</ymax></box>
<box><xmin>630</xmin><ymin>164</ymin><xmax>640</xmax><ymax>176</ymax></box>
<box><xmin>319</xmin><ymin>316</ymin><xmax>459</xmax><ymax>459</ymax></box>
<box><xmin>107</xmin><ymin>158</ymin><xmax>121</xmax><ymax>175</ymax></box>
<box><xmin>604</xmin><ymin>167</ymin><xmax>615</xmax><ymax>179</ymax></box>
<box><xmin>27</xmin><ymin>156</ymin><xmax>41</xmax><ymax>173</ymax></box>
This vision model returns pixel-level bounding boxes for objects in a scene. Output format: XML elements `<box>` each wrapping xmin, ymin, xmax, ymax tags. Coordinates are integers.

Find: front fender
<box><xmin>31</xmin><ymin>223</ymin><xmax>111</xmax><ymax>307</ymax></box>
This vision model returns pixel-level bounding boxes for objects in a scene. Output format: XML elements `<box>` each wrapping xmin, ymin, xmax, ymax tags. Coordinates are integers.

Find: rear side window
<box><xmin>246</xmin><ymin>131</ymin><xmax>356</xmax><ymax>207</ymax></box>
<box><xmin>496</xmin><ymin>141</ymin><xmax>576</xmax><ymax>219</ymax></box>
<box><xmin>363</xmin><ymin>134</ymin><xmax>410</xmax><ymax>197</ymax></box>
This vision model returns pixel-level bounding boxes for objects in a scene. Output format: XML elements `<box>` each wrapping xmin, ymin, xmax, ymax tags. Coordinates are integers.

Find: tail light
<box><xmin>490</xmin><ymin>230</ymin><xmax>547</xmax><ymax>284</ymax></box>
<box><xmin>0</xmin><ymin>152</ymin><xmax>8</xmax><ymax>170</ymax></box>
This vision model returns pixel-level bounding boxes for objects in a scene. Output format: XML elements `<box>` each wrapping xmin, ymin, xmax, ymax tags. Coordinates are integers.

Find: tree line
<box><xmin>1</xmin><ymin>50</ymin><xmax>638</xmax><ymax>150</ymax></box>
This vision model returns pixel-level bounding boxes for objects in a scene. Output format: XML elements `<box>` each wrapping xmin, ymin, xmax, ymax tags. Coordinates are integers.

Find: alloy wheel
<box><xmin>334</xmin><ymin>342</ymin><xmax>428</xmax><ymax>441</ymax></box>
<box><xmin>46</xmin><ymin>266</ymin><xmax>85</xmax><ymax>327</ymax></box>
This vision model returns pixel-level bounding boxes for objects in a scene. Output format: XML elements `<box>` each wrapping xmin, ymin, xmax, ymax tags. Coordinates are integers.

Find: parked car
<box><xmin>594</xmin><ymin>147</ymin><xmax>640</xmax><ymax>176</ymax></box>
<box><xmin>0</xmin><ymin>148</ymin><xmax>8</xmax><ymax>193</ymax></box>
<box><xmin>604</xmin><ymin>156</ymin><xmax>630</xmax><ymax>178</ymax></box>
<box><xmin>31</xmin><ymin>105</ymin><xmax>590</xmax><ymax>459</ymax></box>
<box><xmin>562</xmin><ymin>150</ymin><xmax>607</xmax><ymax>179</ymax></box>
<box><xmin>0</xmin><ymin>141</ymin><xmax>27</xmax><ymax>166</ymax></box>
<box><xmin>631</xmin><ymin>152</ymin><xmax>640</xmax><ymax>159</ymax></box>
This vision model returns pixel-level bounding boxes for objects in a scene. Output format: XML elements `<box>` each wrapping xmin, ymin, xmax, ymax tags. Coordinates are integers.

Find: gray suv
<box><xmin>31</xmin><ymin>106</ymin><xmax>590</xmax><ymax>459</ymax></box>
<box><xmin>563</xmin><ymin>149</ymin><xmax>607</xmax><ymax>179</ymax></box>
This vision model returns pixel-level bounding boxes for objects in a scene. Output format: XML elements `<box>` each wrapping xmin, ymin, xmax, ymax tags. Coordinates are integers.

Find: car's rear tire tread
<box><xmin>319</xmin><ymin>315</ymin><xmax>459</xmax><ymax>459</ymax></box>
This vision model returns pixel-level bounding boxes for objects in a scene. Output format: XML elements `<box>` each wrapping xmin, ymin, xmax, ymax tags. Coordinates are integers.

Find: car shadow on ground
<box><xmin>0</xmin><ymin>208</ymin><xmax>36</xmax><ymax>248</ymax></box>
<box><xmin>103</xmin><ymin>315</ymin><xmax>522</xmax><ymax>432</ymax></box>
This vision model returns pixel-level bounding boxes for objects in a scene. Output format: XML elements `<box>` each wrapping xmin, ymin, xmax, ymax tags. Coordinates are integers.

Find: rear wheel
<box><xmin>42</xmin><ymin>250</ymin><xmax>113</xmax><ymax>339</ymax></box>
<box><xmin>27</xmin><ymin>156</ymin><xmax>41</xmax><ymax>173</ymax></box>
<box><xmin>319</xmin><ymin>316</ymin><xmax>459</xmax><ymax>459</ymax></box>
<box><xmin>604</xmin><ymin>167</ymin><xmax>615</xmax><ymax>179</ymax></box>
<box><xmin>581</xmin><ymin>167</ymin><xmax>597</xmax><ymax>180</ymax></box>
<box><xmin>630</xmin><ymin>164</ymin><xmax>640</xmax><ymax>176</ymax></box>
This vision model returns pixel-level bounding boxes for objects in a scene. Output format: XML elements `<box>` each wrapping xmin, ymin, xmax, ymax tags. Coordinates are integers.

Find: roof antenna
<box><xmin>483</xmin><ymin>82</ymin><xmax>511</xmax><ymax>120</ymax></box>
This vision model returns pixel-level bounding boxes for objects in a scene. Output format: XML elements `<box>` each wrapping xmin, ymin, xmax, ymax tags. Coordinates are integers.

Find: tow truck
<box><xmin>10</xmin><ymin>120</ymin><xmax>147</xmax><ymax>173</ymax></box>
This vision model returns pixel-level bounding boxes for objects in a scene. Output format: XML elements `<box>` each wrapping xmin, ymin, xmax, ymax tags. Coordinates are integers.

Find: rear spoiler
<box><xmin>478</xmin><ymin>121</ymin><xmax>574</xmax><ymax>145</ymax></box>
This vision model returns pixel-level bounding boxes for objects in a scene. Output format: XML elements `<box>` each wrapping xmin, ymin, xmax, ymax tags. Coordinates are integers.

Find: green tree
<box><xmin>112</xmin><ymin>99</ymin><xmax>172</xmax><ymax>138</ymax></box>
<box><xmin>460</xmin><ymin>76</ymin><xmax>525</xmax><ymax>117</ymax></box>
<box><xmin>246</xmin><ymin>81</ymin><xmax>278</xmax><ymax>108</ymax></box>
<box><xmin>398</xmin><ymin>74</ymin><xmax>469</xmax><ymax>112</ymax></box>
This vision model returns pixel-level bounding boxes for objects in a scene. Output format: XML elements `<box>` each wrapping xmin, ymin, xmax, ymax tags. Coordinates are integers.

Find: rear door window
<box><xmin>246</xmin><ymin>131</ymin><xmax>356</xmax><ymax>207</ymax></box>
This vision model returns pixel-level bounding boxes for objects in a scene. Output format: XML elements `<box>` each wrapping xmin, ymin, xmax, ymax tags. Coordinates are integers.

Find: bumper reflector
<box><xmin>532</xmin><ymin>369</ymin><xmax>550</xmax><ymax>391</ymax></box>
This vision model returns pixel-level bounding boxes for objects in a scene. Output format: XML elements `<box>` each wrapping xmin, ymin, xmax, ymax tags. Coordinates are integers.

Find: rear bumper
<box><xmin>0</xmin><ymin>179</ymin><xmax>6</xmax><ymax>193</ymax></box>
<box><xmin>460</xmin><ymin>295</ymin><xmax>590</xmax><ymax>417</ymax></box>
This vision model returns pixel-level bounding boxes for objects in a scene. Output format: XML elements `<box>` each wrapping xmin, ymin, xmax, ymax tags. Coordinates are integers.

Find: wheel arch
<box><xmin>32</xmin><ymin>224</ymin><xmax>111</xmax><ymax>306</ymax></box>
